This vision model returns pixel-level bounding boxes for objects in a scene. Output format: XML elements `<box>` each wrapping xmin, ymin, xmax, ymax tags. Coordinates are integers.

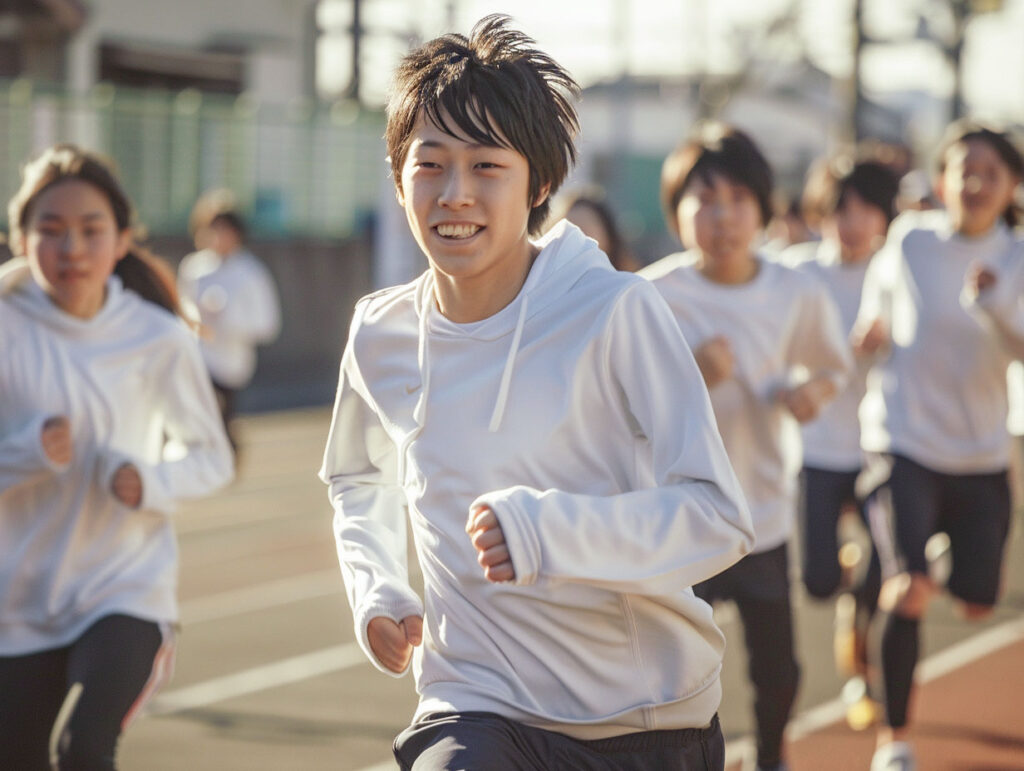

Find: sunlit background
<box><xmin>1</xmin><ymin>0</ymin><xmax>1022</xmax><ymax>407</ymax></box>
<box><xmin>317</xmin><ymin>0</ymin><xmax>1024</xmax><ymax>127</ymax></box>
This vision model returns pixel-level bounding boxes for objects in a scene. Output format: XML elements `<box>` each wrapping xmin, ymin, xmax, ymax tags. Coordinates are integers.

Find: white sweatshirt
<box><xmin>641</xmin><ymin>252</ymin><xmax>853</xmax><ymax>553</ymax></box>
<box><xmin>0</xmin><ymin>258</ymin><xmax>234</xmax><ymax>655</ymax></box>
<box><xmin>782</xmin><ymin>240</ymin><xmax>872</xmax><ymax>471</ymax></box>
<box><xmin>319</xmin><ymin>222</ymin><xmax>754</xmax><ymax>739</ymax></box>
<box><xmin>857</xmin><ymin>210</ymin><xmax>1024</xmax><ymax>473</ymax></box>
<box><xmin>177</xmin><ymin>248</ymin><xmax>281</xmax><ymax>389</ymax></box>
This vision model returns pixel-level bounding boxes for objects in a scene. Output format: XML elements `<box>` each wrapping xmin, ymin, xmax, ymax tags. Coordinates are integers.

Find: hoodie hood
<box><xmin>0</xmin><ymin>256</ymin><xmax>32</xmax><ymax>296</ymax></box>
<box><xmin>411</xmin><ymin>220</ymin><xmax>614</xmax><ymax>432</ymax></box>
<box><xmin>0</xmin><ymin>256</ymin><xmax>137</xmax><ymax>338</ymax></box>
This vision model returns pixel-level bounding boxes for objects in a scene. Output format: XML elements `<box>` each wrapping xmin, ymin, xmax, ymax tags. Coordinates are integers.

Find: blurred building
<box><xmin>2</xmin><ymin>0</ymin><xmax>317</xmax><ymax>100</ymax></box>
<box><xmin>0</xmin><ymin>0</ymin><xmax>384</xmax><ymax>411</ymax></box>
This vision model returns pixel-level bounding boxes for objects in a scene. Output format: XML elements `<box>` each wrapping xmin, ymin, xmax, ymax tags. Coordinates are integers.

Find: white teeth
<box><xmin>436</xmin><ymin>223</ymin><xmax>480</xmax><ymax>239</ymax></box>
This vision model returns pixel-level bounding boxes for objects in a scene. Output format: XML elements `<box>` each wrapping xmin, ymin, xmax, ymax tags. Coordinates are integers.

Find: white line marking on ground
<box><xmin>147</xmin><ymin>642</ymin><xmax>366</xmax><ymax>716</ymax></box>
<box><xmin>179</xmin><ymin>570</ymin><xmax>342</xmax><ymax>625</ymax></box>
<box><xmin>724</xmin><ymin>613</ymin><xmax>1024</xmax><ymax>766</ymax></box>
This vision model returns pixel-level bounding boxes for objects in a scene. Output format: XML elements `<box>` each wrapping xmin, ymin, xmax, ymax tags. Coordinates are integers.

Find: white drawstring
<box><xmin>413</xmin><ymin>275</ymin><xmax>433</xmax><ymax>426</ymax></box>
<box><xmin>488</xmin><ymin>292</ymin><xmax>529</xmax><ymax>433</ymax></box>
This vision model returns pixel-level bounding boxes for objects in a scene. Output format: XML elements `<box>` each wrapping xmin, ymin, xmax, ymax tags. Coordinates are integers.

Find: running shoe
<box><xmin>870</xmin><ymin>741</ymin><xmax>916</xmax><ymax>771</ymax></box>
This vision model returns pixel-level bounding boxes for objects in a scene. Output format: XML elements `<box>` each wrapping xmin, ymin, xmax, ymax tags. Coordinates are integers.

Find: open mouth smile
<box><xmin>435</xmin><ymin>223</ymin><xmax>482</xmax><ymax>240</ymax></box>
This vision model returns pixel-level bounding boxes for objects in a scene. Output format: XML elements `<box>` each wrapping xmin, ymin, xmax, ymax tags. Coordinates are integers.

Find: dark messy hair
<box><xmin>935</xmin><ymin>119</ymin><xmax>1024</xmax><ymax>227</ymax></box>
<box><xmin>803</xmin><ymin>151</ymin><xmax>900</xmax><ymax>226</ymax></box>
<box><xmin>8</xmin><ymin>143</ymin><xmax>183</xmax><ymax>316</ymax></box>
<box><xmin>660</xmin><ymin>122</ymin><xmax>774</xmax><ymax>239</ymax></box>
<box><xmin>385</xmin><ymin>14</ymin><xmax>580</xmax><ymax>235</ymax></box>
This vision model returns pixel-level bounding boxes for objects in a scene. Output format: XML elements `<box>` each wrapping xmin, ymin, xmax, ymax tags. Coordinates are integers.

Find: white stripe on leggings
<box><xmin>122</xmin><ymin>623</ymin><xmax>177</xmax><ymax>732</ymax></box>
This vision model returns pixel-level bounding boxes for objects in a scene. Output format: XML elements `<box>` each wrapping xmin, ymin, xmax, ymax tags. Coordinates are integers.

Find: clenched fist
<box><xmin>368</xmin><ymin>615</ymin><xmax>423</xmax><ymax>673</ymax></box>
<box><xmin>694</xmin><ymin>336</ymin><xmax>734</xmax><ymax>388</ymax></box>
<box><xmin>111</xmin><ymin>463</ymin><xmax>143</xmax><ymax>508</ymax></box>
<box><xmin>964</xmin><ymin>263</ymin><xmax>997</xmax><ymax>300</ymax></box>
<box><xmin>466</xmin><ymin>506</ymin><xmax>515</xmax><ymax>583</ymax></box>
<box><xmin>851</xmin><ymin>317</ymin><xmax>888</xmax><ymax>357</ymax></box>
<box><xmin>41</xmin><ymin>416</ymin><xmax>72</xmax><ymax>466</ymax></box>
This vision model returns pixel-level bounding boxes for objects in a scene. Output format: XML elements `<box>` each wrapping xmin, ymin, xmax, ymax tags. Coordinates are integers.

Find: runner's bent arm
<box><xmin>473</xmin><ymin>281</ymin><xmax>754</xmax><ymax>594</ymax></box>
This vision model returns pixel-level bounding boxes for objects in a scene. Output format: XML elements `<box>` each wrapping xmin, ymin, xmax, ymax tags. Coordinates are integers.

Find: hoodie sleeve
<box><xmin>318</xmin><ymin>310</ymin><xmax>423</xmax><ymax>677</ymax></box>
<box><xmin>0</xmin><ymin>414</ymin><xmax>70</xmax><ymax>491</ymax></box>
<box><xmin>473</xmin><ymin>281</ymin><xmax>755</xmax><ymax>595</ymax></box>
<box><xmin>97</xmin><ymin>328</ymin><xmax>234</xmax><ymax>512</ymax></box>
<box><xmin>786</xmin><ymin>274</ymin><xmax>855</xmax><ymax>391</ymax></box>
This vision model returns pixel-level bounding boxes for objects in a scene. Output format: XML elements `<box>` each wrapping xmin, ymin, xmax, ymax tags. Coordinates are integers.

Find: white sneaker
<box><xmin>870</xmin><ymin>741</ymin><xmax>916</xmax><ymax>771</ymax></box>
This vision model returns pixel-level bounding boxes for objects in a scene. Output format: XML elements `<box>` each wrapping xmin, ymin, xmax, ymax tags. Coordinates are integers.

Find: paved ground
<box><xmin>120</xmin><ymin>407</ymin><xmax>1024</xmax><ymax>770</ymax></box>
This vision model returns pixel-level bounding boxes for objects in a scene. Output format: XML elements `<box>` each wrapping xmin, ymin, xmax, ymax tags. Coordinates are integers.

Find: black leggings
<box><xmin>694</xmin><ymin>545</ymin><xmax>799</xmax><ymax>768</ymax></box>
<box><xmin>799</xmin><ymin>466</ymin><xmax>880</xmax><ymax>612</ymax></box>
<box><xmin>0</xmin><ymin>614</ymin><xmax>167</xmax><ymax>771</ymax></box>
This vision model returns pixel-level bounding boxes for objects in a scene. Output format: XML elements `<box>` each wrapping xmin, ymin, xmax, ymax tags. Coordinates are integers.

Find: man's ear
<box><xmin>395</xmin><ymin>183</ymin><xmax>405</xmax><ymax>207</ymax></box>
<box><xmin>532</xmin><ymin>183</ymin><xmax>552</xmax><ymax>209</ymax></box>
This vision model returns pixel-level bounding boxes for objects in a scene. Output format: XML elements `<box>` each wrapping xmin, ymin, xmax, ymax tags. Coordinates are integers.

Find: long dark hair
<box><xmin>8</xmin><ymin>143</ymin><xmax>183</xmax><ymax>316</ymax></box>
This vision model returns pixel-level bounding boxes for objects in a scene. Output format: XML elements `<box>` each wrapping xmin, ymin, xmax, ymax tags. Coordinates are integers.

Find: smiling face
<box><xmin>676</xmin><ymin>172</ymin><xmax>762</xmax><ymax>282</ymax></box>
<box><xmin>940</xmin><ymin>138</ymin><xmax>1021</xmax><ymax>237</ymax></box>
<box><xmin>19</xmin><ymin>179</ymin><xmax>130</xmax><ymax>319</ymax></box>
<box><xmin>397</xmin><ymin>109</ymin><xmax>548</xmax><ymax>316</ymax></box>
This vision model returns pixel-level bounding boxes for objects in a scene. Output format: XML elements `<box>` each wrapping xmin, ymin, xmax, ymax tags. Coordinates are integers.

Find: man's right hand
<box><xmin>368</xmin><ymin>615</ymin><xmax>423</xmax><ymax>673</ymax></box>
<box><xmin>41</xmin><ymin>416</ymin><xmax>72</xmax><ymax>466</ymax></box>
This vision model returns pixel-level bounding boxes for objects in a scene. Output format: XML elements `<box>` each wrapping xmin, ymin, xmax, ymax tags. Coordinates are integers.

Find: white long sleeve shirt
<box><xmin>642</xmin><ymin>252</ymin><xmax>854</xmax><ymax>553</ymax></box>
<box><xmin>319</xmin><ymin>222</ymin><xmax>754</xmax><ymax>739</ymax></box>
<box><xmin>177</xmin><ymin>248</ymin><xmax>281</xmax><ymax>388</ymax></box>
<box><xmin>0</xmin><ymin>259</ymin><xmax>234</xmax><ymax>655</ymax></box>
<box><xmin>857</xmin><ymin>210</ymin><xmax>1024</xmax><ymax>473</ymax></box>
<box><xmin>782</xmin><ymin>240</ymin><xmax>872</xmax><ymax>471</ymax></box>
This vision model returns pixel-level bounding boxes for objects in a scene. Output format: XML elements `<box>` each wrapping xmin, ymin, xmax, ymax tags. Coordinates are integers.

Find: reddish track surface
<box><xmin>729</xmin><ymin>634</ymin><xmax>1024</xmax><ymax>770</ymax></box>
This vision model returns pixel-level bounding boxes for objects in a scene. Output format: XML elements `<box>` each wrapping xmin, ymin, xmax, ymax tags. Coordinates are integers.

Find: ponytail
<box><xmin>114</xmin><ymin>248</ymin><xmax>184</xmax><ymax>317</ymax></box>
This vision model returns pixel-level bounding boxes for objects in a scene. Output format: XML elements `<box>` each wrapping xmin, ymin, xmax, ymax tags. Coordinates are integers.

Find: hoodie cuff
<box><xmin>353</xmin><ymin>597</ymin><xmax>424</xmax><ymax>678</ymax></box>
<box><xmin>471</xmin><ymin>488</ymin><xmax>542</xmax><ymax>587</ymax></box>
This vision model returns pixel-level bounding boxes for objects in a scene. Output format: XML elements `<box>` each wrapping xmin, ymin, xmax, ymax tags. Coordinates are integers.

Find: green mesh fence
<box><xmin>0</xmin><ymin>79</ymin><xmax>386</xmax><ymax>238</ymax></box>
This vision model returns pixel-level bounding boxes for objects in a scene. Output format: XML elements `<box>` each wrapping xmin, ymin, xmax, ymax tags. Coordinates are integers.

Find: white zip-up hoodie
<box><xmin>0</xmin><ymin>258</ymin><xmax>234</xmax><ymax>655</ymax></box>
<box><xmin>320</xmin><ymin>222</ymin><xmax>754</xmax><ymax>739</ymax></box>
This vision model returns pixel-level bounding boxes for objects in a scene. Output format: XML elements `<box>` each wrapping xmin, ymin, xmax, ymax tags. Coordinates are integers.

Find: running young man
<box><xmin>642</xmin><ymin>123</ymin><xmax>854</xmax><ymax>771</ymax></box>
<box><xmin>319</xmin><ymin>15</ymin><xmax>754</xmax><ymax>771</ymax></box>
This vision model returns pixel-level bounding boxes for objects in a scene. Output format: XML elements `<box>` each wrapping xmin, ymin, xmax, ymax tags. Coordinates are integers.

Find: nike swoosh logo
<box><xmin>405</xmin><ymin>383</ymin><xmax>421</xmax><ymax>395</ymax></box>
